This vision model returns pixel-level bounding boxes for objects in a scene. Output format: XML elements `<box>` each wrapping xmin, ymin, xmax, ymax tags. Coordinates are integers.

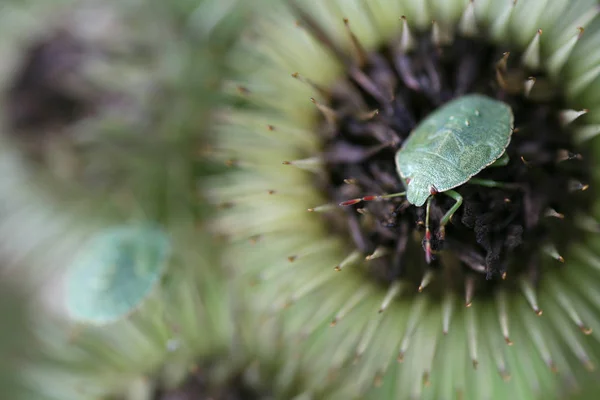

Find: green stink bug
<box><xmin>396</xmin><ymin>94</ymin><xmax>513</xmax><ymax>207</ymax></box>
<box><xmin>341</xmin><ymin>94</ymin><xmax>514</xmax><ymax>263</ymax></box>
<box><xmin>66</xmin><ymin>225</ymin><xmax>171</xmax><ymax>324</ymax></box>
<box><xmin>396</xmin><ymin>94</ymin><xmax>513</xmax><ymax>262</ymax></box>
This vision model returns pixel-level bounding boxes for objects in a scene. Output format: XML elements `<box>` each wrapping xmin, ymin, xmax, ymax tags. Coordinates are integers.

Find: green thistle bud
<box><xmin>209</xmin><ymin>0</ymin><xmax>600</xmax><ymax>398</ymax></box>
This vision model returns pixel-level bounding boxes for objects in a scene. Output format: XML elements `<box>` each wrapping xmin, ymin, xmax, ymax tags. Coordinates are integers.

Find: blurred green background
<box><xmin>0</xmin><ymin>0</ymin><xmax>251</xmax><ymax>399</ymax></box>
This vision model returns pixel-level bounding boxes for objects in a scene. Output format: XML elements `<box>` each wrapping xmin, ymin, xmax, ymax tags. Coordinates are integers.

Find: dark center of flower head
<box><xmin>294</xmin><ymin>13</ymin><xmax>595</xmax><ymax>301</ymax></box>
<box><xmin>152</xmin><ymin>364</ymin><xmax>264</xmax><ymax>400</ymax></box>
<box><xmin>6</xmin><ymin>30</ymin><xmax>89</xmax><ymax>133</ymax></box>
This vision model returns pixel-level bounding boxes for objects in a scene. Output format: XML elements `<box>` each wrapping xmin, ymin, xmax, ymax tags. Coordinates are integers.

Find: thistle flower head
<box><xmin>210</xmin><ymin>0</ymin><xmax>600</xmax><ymax>398</ymax></box>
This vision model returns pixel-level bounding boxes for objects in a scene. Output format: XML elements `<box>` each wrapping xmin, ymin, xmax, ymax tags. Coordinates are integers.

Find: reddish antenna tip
<box><xmin>429</xmin><ymin>186</ymin><xmax>438</xmax><ymax>195</ymax></box>
<box><xmin>424</xmin><ymin>236</ymin><xmax>433</xmax><ymax>264</ymax></box>
<box><xmin>340</xmin><ymin>198</ymin><xmax>362</xmax><ymax>206</ymax></box>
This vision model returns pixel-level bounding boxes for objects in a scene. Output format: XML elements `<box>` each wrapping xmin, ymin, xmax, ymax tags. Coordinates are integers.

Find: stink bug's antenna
<box><xmin>339</xmin><ymin>192</ymin><xmax>406</xmax><ymax>206</ymax></box>
<box><xmin>424</xmin><ymin>196</ymin><xmax>433</xmax><ymax>264</ymax></box>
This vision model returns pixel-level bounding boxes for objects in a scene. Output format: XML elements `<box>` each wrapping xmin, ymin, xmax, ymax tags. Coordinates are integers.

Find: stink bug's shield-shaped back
<box><xmin>66</xmin><ymin>225</ymin><xmax>171</xmax><ymax>324</ymax></box>
<box><xmin>396</xmin><ymin>94</ymin><xmax>514</xmax><ymax>206</ymax></box>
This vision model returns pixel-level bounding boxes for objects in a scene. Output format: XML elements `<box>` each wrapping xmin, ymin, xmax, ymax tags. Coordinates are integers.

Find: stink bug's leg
<box><xmin>439</xmin><ymin>190</ymin><xmax>463</xmax><ymax>240</ymax></box>
<box><xmin>424</xmin><ymin>196</ymin><xmax>433</xmax><ymax>264</ymax></box>
<box><xmin>488</xmin><ymin>152</ymin><xmax>510</xmax><ymax>167</ymax></box>
<box><xmin>467</xmin><ymin>178</ymin><xmax>516</xmax><ymax>188</ymax></box>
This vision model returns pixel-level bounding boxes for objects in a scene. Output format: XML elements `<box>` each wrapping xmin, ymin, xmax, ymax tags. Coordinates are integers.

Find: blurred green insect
<box><xmin>342</xmin><ymin>94</ymin><xmax>514</xmax><ymax>263</ymax></box>
<box><xmin>66</xmin><ymin>225</ymin><xmax>171</xmax><ymax>324</ymax></box>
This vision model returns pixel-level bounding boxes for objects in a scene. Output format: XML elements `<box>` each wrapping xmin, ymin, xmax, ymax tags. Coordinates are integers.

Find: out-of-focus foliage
<box><xmin>0</xmin><ymin>279</ymin><xmax>35</xmax><ymax>400</ymax></box>
<box><xmin>0</xmin><ymin>0</ymin><xmax>259</xmax><ymax>399</ymax></box>
<box><xmin>0</xmin><ymin>0</ymin><xmax>251</xmax><ymax>305</ymax></box>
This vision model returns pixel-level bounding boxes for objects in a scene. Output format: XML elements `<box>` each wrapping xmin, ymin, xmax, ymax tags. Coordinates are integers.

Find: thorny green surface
<box><xmin>208</xmin><ymin>0</ymin><xmax>600</xmax><ymax>399</ymax></box>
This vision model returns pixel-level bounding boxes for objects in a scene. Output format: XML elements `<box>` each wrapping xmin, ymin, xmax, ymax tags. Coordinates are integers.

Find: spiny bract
<box><xmin>209</xmin><ymin>0</ymin><xmax>600</xmax><ymax>399</ymax></box>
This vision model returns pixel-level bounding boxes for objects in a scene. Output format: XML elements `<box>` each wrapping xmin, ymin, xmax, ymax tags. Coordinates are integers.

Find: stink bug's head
<box><xmin>405</xmin><ymin>176</ymin><xmax>431</xmax><ymax>207</ymax></box>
